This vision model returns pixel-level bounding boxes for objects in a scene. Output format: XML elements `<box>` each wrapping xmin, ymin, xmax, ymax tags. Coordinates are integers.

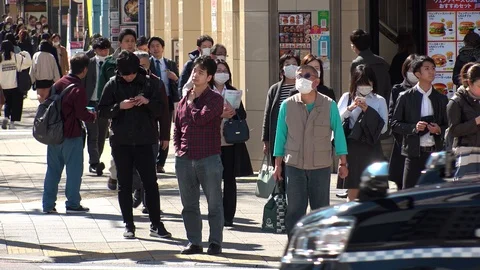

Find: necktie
<box><xmin>155</xmin><ymin>60</ymin><xmax>161</xmax><ymax>78</ymax></box>
<box><xmin>99</xmin><ymin>61</ymin><xmax>104</xmax><ymax>68</ymax></box>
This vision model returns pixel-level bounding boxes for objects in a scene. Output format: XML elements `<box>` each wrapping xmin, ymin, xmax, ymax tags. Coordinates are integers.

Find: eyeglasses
<box><xmin>296</xmin><ymin>73</ymin><xmax>317</xmax><ymax>80</ymax></box>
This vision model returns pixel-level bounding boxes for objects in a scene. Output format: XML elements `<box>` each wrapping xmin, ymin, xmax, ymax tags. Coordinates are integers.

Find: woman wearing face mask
<box><xmin>30</xmin><ymin>22</ymin><xmax>43</xmax><ymax>54</ymax></box>
<box><xmin>337</xmin><ymin>64</ymin><xmax>389</xmax><ymax>201</ymax></box>
<box><xmin>0</xmin><ymin>22</ymin><xmax>13</xmax><ymax>43</ymax></box>
<box><xmin>300</xmin><ymin>53</ymin><xmax>336</xmax><ymax>101</ymax></box>
<box><xmin>388</xmin><ymin>54</ymin><xmax>418</xmax><ymax>190</ymax></box>
<box><xmin>52</xmin><ymin>33</ymin><xmax>69</xmax><ymax>76</ymax></box>
<box><xmin>209</xmin><ymin>59</ymin><xmax>253</xmax><ymax>227</ymax></box>
<box><xmin>447</xmin><ymin>64</ymin><xmax>480</xmax><ymax>180</ymax></box>
<box><xmin>262</xmin><ymin>52</ymin><xmax>300</xmax><ymax>165</ymax></box>
<box><xmin>17</xmin><ymin>29</ymin><xmax>34</xmax><ymax>57</ymax></box>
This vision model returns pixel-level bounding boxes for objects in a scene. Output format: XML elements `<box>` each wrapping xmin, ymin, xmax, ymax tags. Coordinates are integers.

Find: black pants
<box><xmin>156</xmin><ymin>109</ymin><xmax>173</xmax><ymax>167</ymax></box>
<box><xmin>85</xmin><ymin>101</ymin><xmax>109</xmax><ymax>165</ymax></box>
<box><xmin>111</xmin><ymin>144</ymin><xmax>161</xmax><ymax>226</ymax></box>
<box><xmin>403</xmin><ymin>151</ymin><xmax>431</xmax><ymax>189</ymax></box>
<box><xmin>3</xmin><ymin>88</ymin><xmax>23</xmax><ymax>122</ymax></box>
<box><xmin>221</xmin><ymin>145</ymin><xmax>236</xmax><ymax>223</ymax></box>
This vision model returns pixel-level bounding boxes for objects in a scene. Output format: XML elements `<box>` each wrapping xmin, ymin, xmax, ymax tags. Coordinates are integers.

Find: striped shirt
<box><xmin>279</xmin><ymin>84</ymin><xmax>295</xmax><ymax>106</ymax></box>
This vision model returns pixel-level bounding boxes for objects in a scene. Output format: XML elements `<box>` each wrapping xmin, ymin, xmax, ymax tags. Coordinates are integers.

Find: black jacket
<box><xmin>391</xmin><ymin>87</ymin><xmax>448</xmax><ymax>158</ymax></box>
<box><xmin>262</xmin><ymin>80</ymin><xmax>285</xmax><ymax>161</ymax></box>
<box><xmin>447</xmin><ymin>88</ymin><xmax>480</xmax><ymax>148</ymax></box>
<box><xmin>389</xmin><ymin>80</ymin><xmax>415</xmax><ymax>144</ymax></box>
<box><xmin>84</xmin><ymin>57</ymin><xmax>99</xmax><ymax>101</ymax></box>
<box><xmin>98</xmin><ymin>69</ymin><xmax>164</xmax><ymax>146</ymax></box>
<box><xmin>178</xmin><ymin>49</ymin><xmax>200</xmax><ymax>96</ymax></box>
<box><xmin>149</xmin><ymin>56</ymin><xmax>180</xmax><ymax>105</ymax></box>
<box><xmin>452</xmin><ymin>46</ymin><xmax>480</xmax><ymax>87</ymax></box>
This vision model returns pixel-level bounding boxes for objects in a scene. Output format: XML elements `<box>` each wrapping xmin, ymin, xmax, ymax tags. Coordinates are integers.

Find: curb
<box><xmin>0</xmin><ymin>254</ymin><xmax>54</xmax><ymax>263</ymax></box>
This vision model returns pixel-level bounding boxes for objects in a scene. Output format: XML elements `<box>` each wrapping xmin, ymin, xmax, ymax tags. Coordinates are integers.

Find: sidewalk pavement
<box><xmin>0</xmin><ymin>95</ymin><xmax>345</xmax><ymax>268</ymax></box>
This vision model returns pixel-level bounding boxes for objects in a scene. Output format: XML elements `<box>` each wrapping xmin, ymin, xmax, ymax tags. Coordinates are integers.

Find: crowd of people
<box><xmin>1</xmin><ymin>14</ymin><xmax>479</xmax><ymax>254</ymax></box>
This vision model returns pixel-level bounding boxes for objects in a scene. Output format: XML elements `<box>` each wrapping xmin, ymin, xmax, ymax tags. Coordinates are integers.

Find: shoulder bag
<box><xmin>223</xmin><ymin>111</ymin><xmax>250</xmax><ymax>144</ymax></box>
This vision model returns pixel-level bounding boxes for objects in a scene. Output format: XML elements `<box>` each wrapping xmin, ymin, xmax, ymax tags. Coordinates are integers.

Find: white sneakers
<box><xmin>1</xmin><ymin>119</ymin><xmax>17</xmax><ymax>129</ymax></box>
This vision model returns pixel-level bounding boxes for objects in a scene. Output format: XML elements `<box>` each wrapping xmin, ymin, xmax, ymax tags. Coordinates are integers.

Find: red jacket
<box><xmin>54</xmin><ymin>74</ymin><xmax>96</xmax><ymax>138</ymax></box>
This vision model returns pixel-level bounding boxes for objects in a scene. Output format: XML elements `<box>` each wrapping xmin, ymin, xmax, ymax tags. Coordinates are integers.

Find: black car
<box><xmin>281</xmin><ymin>152</ymin><xmax>480</xmax><ymax>270</ymax></box>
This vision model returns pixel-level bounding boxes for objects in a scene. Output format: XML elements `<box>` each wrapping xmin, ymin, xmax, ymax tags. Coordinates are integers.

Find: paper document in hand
<box><xmin>224</xmin><ymin>90</ymin><xmax>243</xmax><ymax>109</ymax></box>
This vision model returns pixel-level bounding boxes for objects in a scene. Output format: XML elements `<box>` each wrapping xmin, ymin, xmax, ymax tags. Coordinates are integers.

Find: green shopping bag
<box><xmin>255</xmin><ymin>155</ymin><xmax>276</xmax><ymax>198</ymax></box>
<box><xmin>261</xmin><ymin>183</ymin><xmax>287</xmax><ymax>234</ymax></box>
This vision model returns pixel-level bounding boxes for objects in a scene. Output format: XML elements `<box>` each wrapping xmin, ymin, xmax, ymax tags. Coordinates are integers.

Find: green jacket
<box><xmin>97</xmin><ymin>48</ymin><xmax>121</xmax><ymax>100</ymax></box>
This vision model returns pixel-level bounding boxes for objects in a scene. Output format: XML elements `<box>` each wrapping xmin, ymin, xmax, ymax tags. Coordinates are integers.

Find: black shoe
<box><xmin>181</xmin><ymin>243</ymin><xmax>203</xmax><ymax>254</ymax></box>
<box><xmin>142</xmin><ymin>207</ymin><xmax>149</xmax><ymax>214</ymax></box>
<box><xmin>207</xmin><ymin>243</ymin><xmax>222</xmax><ymax>255</ymax></box>
<box><xmin>156</xmin><ymin>165</ymin><xmax>165</xmax><ymax>173</ymax></box>
<box><xmin>66</xmin><ymin>205</ymin><xmax>90</xmax><ymax>213</ymax></box>
<box><xmin>150</xmin><ymin>223</ymin><xmax>172</xmax><ymax>239</ymax></box>
<box><xmin>224</xmin><ymin>221</ymin><xmax>233</xmax><ymax>227</ymax></box>
<box><xmin>43</xmin><ymin>208</ymin><xmax>57</xmax><ymax>214</ymax></box>
<box><xmin>89</xmin><ymin>162</ymin><xmax>105</xmax><ymax>176</ymax></box>
<box><xmin>132</xmin><ymin>189</ymin><xmax>142</xmax><ymax>208</ymax></box>
<box><xmin>123</xmin><ymin>224</ymin><xmax>136</xmax><ymax>239</ymax></box>
<box><xmin>107</xmin><ymin>178</ymin><xmax>117</xmax><ymax>190</ymax></box>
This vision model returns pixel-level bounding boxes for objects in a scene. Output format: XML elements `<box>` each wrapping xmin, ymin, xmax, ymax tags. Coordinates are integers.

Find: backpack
<box><xmin>33</xmin><ymin>84</ymin><xmax>76</xmax><ymax>145</ymax></box>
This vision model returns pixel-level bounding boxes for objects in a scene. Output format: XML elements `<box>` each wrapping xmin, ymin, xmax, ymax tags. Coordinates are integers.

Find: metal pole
<box><xmin>58</xmin><ymin>0</ymin><xmax>62</xmax><ymax>35</ymax></box>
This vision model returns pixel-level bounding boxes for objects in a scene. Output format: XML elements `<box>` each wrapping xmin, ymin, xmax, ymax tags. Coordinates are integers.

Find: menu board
<box><xmin>426</xmin><ymin>0</ymin><xmax>480</xmax><ymax>95</ymax></box>
<box><xmin>279</xmin><ymin>12</ymin><xmax>312</xmax><ymax>59</ymax></box>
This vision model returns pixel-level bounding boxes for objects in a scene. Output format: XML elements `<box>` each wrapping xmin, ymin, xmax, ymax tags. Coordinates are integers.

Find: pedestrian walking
<box><xmin>447</xmin><ymin>64</ymin><xmax>480</xmax><ymax>180</ymax></box>
<box><xmin>30</xmin><ymin>40</ymin><xmax>61</xmax><ymax>103</ymax></box>
<box><xmin>388</xmin><ymin>54</ymin><xmax>419</xmax><ymax>190</ymax></box>
<box><xmin>391</xmin><ymin>56</ymin><xmax>448</xmax><ymax>188</ymax></box>
<box><xmin>148</xmin><ymin>36</ymin><xmax>180</xmax><ymax>174</ymax></box>
<box><xmin>174</xmin><ymin>56</ymin><xmax>224</xmax><ymax>255</ymax></box>
<box><xmin>96</xmin><ymin>29</ymin><xmax>137</xmax><ymax>191</ymax></box>
<box><xmin>98</xmin><ymin>50</ymin><xmax>171</xmax><ymax>239</ymax></box>
<box><xmin>42</xmin><ymin>53</ymin><xmax>96</xmax><ymax>214</ymax></box>
<box><xmin>0</xmin><ymin>40</ymin><xmax>32</xmax><ymax>130</ymax></box>
<box><xmin>209</xmin><ymin>59</ymin><xmax>253</xmax><ymax>227</ymax></box>
<box><xmin>52</xmin><ymin>34</ymin><xmax>69</xmax><ymax>76</ymax></box>
<box><xmin>272</xmin><ymin>64</ymin><xmax>348</xmax><ymax>238</ymax></box>
<box><xmin>83</xmin><ymin>37</ymin><xmax>111</xmax><ymax>176</ymax></box>
<box><xmin>338</xmin><ymin>64</ymin><xmax>388</xmax><ymax>201</ymax></box>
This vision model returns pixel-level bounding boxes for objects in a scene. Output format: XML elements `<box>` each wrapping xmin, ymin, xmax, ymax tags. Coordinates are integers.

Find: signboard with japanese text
<box><xmin>317</xmin><ymin>10</ymin><xmax>330</xmax><ymax>70</ymax></box>
<box><xmin>426</xmin><ymin>0</ymin><xmax>480</xmax><ymax>94</ymax></box>
<box><xmin>279</xmin><ymin>12</ymin><xmax>312</xmax><ymax>59</ymax></box>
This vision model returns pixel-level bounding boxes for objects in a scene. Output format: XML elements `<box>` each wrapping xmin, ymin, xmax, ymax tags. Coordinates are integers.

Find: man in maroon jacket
<box><xmin>42</xmin><ymin>53</ymin><xmax>97</xmax><ymax>214</ymax></box>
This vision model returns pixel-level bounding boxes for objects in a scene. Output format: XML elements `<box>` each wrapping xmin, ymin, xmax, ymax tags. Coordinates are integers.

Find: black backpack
<box><xmin>33</xmin><ymin>84</ymin><xmax>76</xmax><ymax>145</ymax></box>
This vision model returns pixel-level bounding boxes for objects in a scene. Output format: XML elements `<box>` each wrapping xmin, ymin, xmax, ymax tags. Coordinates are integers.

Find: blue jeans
<box><xmin>285</xmin><ymin>166</ymin><xmax>331</xmax><ymax>237</ymax></box>
<box><xmin>43</xmin><ymin>137</ymin><xmax>84</xmax><ymax>211</ymax></box>
<box><xmin>175</xmin><ymin>154</ymin><xmax>224</xmax><ymax>246</ymax></box>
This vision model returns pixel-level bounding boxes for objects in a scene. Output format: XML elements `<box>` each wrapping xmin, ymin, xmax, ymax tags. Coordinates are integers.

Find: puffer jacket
<box><xmin>447</xmin><ymin>88</ymin><xmax>480</xmax><ymax>147</ymax></box>
<box><xmin>98</xmin><ymin>68</ymin><xmax>165</xmax><ymax>146</ymax></box>
<box><xmin>452</xmin><ymin>46</ymin><xmax>480</xmax><ymax>87</ymax></box>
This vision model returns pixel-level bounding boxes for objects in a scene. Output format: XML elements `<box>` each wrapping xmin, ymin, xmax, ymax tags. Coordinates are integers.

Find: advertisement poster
<box><xmin>121</xmin><ymin>0</ymin><xmax>139</xmax><ymax>24</ymax></box>
<box><xmin>317</xmin><ymin>10</ymin><xmax>330</xmax><ymax>70</ymax></box>
<box><xmin>279</xmin><ymin>12</ymin><xmax>312</xmax><ymax>58</ymax></box>
<box><xmin>426</xmin><ymin>0</ymin><xmax>480</xmax><ymax>94</ymax></box>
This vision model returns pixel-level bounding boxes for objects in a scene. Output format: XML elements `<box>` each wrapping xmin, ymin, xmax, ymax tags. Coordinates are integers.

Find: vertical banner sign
<box><xmin>278</xmin><ymin>12</ymin><xmax>312</xmax><ymax>59</ymax></box>
<box><xmin>67</xmin><ymin>0</ymin><xmax>85</xmax><ymax>56</ymax></box>
<box><xmin>426</xmin><ymin>0</ymin><xmax>480</xmax><ymax>98</ymax></box>
<box><xmin>211</xmin><ymin>0</ymin><xmax>217</xmax><ymax>32</ymax></box>
<box><xmin>317</xmin><ymin>10</ymin><xmax>330</xmax><ymax>70</ymax></box>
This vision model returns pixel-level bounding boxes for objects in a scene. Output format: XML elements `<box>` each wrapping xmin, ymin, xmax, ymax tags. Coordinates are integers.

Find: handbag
<box><xmin>342</xmin><ymin>96</ymin><xmax>352</xmax><ymax>137</ymax></box>
<box><xmin>223</xmin><ymin>113</ymin><xmax>250</xmax><ymax>144</ymax></box>
<box><xmin>15</xmin><ymin>54</ymin><xmax>32</xmax><ymax>96</ymax></box>
<box><xmin>255</xmin><ymin>155</ymin><xmax>276</xmax><ymax>198</ymax></box>
<box><xmin>261</xmin><ymin>183</ymin><xmax>287</xmax><ymax>234</ymax></box>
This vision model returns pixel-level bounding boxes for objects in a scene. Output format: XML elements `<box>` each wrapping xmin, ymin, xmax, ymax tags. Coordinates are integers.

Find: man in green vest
<box><xmin>273</xmin><ymin>65</ymin><xmax>349</xmax><ymax>238</ymax></box>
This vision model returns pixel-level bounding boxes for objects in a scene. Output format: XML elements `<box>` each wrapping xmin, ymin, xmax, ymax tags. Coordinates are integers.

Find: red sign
<box><xmin>426</xmin><ymin>0</ymin><xmax>480</xmax><ymax>11</ymax></box>
<box><xmin>70</xmin><ymin>42</ymin><xmax>83</xmax><ymax>50</ymax></box>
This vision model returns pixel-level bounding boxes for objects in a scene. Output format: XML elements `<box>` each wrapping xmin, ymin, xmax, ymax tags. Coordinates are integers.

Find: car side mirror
<box><xmin>358</xmin><ymin>162</ymin><xmax>389</xmax><ymax>201</ymax></box>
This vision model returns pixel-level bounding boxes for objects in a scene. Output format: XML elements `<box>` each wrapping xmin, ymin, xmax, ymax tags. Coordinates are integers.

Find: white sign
<box><xmin>110</xmin><ymin>12</ymin><xmax>119</xmax><ymax>20</ymax></box>
<box><xmin>211</xmin><ymin>0</ymin><xmax>217</xmax><ymax>32</ymax></box>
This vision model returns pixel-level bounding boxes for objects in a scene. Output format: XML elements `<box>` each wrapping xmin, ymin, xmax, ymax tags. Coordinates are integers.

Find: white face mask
<box><xmin>283</xmin><ymin>65</ymin><xmax>298</xmax><ymax>79</ymax></box>
<box><xmin>216</xmin><ymin>55</ymin><xmax>226</xmax><ymax>61</ymax></box>
<box><xmin>53</xmin><ymin>41</ymin><xmax>60</xmax><ymax>46</ymax></box>
<box><xmin>43</xmin><ymin>29</ymin><xmax>49</xmax><ymax>33</ymax></box>
<box><xmin>296</xmin><ymin>78</ymin><xmax>313</xmax><ymax>94</ymax></box>
<box><xmin>406</xmin><ymin>71</ymin><xmax>418</xmax><ymax>84</ymax></box>
<box><xmin>214</xmin><ymin>73</ymin><xmax>229</xmax><ymax>85</ymax></box>
<box><xmin>201</xmin><ymin>47</ymin><xmax>211</xmax><ymax>56</ymax></box>
<box><xmin>96</xmin><ymin>55</ymin><xmax>107</xmax><ymax>62</ymax></box>
<box><xmin>357</xmin><ymin>86</ymin><xmax>373</xmax><ymax>96</ymax></box>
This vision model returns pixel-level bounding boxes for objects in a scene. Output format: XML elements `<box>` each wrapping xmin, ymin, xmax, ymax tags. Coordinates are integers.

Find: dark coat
<box><xmin>84</xmin><ymin>57</ymin><xmax>99</xmax><ymax>101</ymax></box>
<box><xmin>262</xmin><ymin>80</ymin><xmax>285</xmax><ymax>162</ymax></box>
<box><xmin>230</xmin><ymin>101</ymin><xmax>253</xmax><ymax>177</ymax></box>
<box><xmin>149</xmin><ymin>56</ymin><xmax>180</xmax><ymax>106</ymax></box>
<box><xmin>391</xmin><ymin>87</ymin><xmax>448</xmax><ymax>158</ymax></box>
<box><xmin>351</xmin><ymin>49</ymin><xmax>392</xmax><ymax>104</ymax></box>
<box><xmin>178</xmin><ymin>49</ymin><xmax>200</xmax><ymax>96</ymax></box>
<box><xmin>447</xmin><ymin>88</ymin><xmax>480</xmax><ymax>148</ymax></box>
<box><xmin>452</xmin><ymin>46</ymin><xmax>480</xmax><ymax>87</ymax></box>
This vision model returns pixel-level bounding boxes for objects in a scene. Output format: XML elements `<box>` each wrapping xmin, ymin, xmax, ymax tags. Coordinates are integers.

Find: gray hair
<box><xmin>134</xmin><ymin>50</ymin><xmax>150</xmax><ymax>60</ymax></box>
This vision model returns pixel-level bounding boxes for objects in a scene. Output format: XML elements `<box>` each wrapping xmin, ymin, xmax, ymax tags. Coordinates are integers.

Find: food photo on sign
<box><xmin>456</xmin><ymin>11</ymin><xmax>480</xmax><ymax>37</ymax></box>
<box><xmin>433</xmin><ymin>72</ymin><xmax>455</xmax><ymax>98</ymax></box>
<box><xmin>427</xmin><ymin>42</ymin><xmax>456</xmax><ymax>72</ymax></box>
<box><xmin>427</xmin><ymin>11</ymin><xmax>456</xmax><ymax>41</ymax></box>
<box><xmin>121</xmin><ymin>0</ymin><xmax>139</xmax><ymax>23</ymax></box>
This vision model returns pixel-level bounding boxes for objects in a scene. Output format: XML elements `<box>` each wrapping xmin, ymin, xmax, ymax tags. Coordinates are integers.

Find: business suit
<box><xmin>149</xmin><ymin>56</ymin><xmax>179</xmax><ymax>169</ymax></box>
<box><xmin>391</xmin><ymin>86</ymin><xmax>448</xmax><ymax>188</ymax></box>
<box><xmin>83</xmin><ymin>57</ymin><xmax>109</xmax><ymax>169</ymax></box>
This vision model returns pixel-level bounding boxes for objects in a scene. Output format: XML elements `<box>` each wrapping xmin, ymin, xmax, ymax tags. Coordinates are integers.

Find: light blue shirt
<box><xmin>338</xmin><ymin>92</ymin><xmax>389</xmax><ymax>134</ymax></box>
<box><xmin>155</xmin><ymin>57</ymin><xmax>170</xmax><ymax>96</ymax></box>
